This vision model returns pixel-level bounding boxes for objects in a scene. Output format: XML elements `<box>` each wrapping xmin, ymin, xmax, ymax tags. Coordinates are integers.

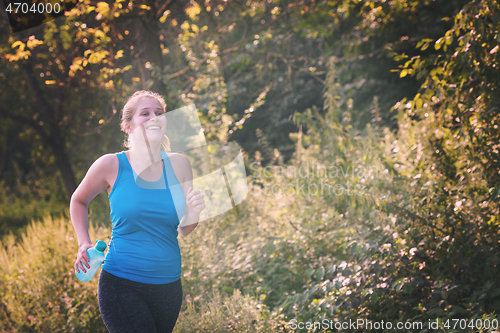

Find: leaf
<box><xmin>490</xmin><ymin>288</ymin><xmax>500</xmax><ymax>298</ymax></box>
<box><xmin>12</xmin><ymin>41</ymin><xmax>25</xmax><ymax>50</ymax></box>
<box><xmin>371</xmin><ymin>290</ymin><xmax>382</xmax><ymax>304</ymax></box>
<box><xmin>316</xmin><ymin>267</ymin><xmax>325</xmax><ymax>280</ymax></box>
<box><xmin>88</xmin><ymin>50</ymin><xmax>109</xmax><ymax>64</ymax></box>
<box><xmin>327</xmin><ymin>265</ymin><xmax>336</xmax><ymax>275</ymax></box>
<box><xmin>435</xmin><ymin>38</ymin><xmax>444</xmax><ymax>50</ymax></box>
<box><xmin>416</xmin><ymin>98</ymin><xmax>423</xmax><ymax>109</ymax></box>
<box><xmin>400</xmin><ymin>69</ymin><xmax>408</xmax><ymax>78</ymax></box>
<box><xmin>27</xmin><ymin>39</ymin><xmax>43</xmax><ymax>50</ymax></box>
<box><xmin>96</xmin><ymin>2</ymin><xmax>110</xmax><ymax>15</ymax></box>
<box><xmin>186</xmin><ymin>2</ymin><xmax>201</xmax><ymax>20</ymax></box>
<box><xmin>403</xmin><ymin>283</ymin><xmax>412</xmax><ymax>294</ymax></box>
<box><xmin>115</xmin><ymin>50</ymin><xmax>124</xmax><ymax>59</ymax></box>
<box><xmin>450</xmin><ymin>305</ymin><xmax>467</xmax><ymax>315</ymax></box>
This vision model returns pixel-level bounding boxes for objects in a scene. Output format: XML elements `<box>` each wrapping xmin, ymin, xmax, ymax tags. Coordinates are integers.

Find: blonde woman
<box><xmin>70</xmin><ymin>90</ymin><xmax>205</xmax><ymax>333</ymax></box>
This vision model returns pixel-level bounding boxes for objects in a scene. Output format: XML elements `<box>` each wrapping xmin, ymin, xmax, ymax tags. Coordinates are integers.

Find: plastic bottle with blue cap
<box><xmin>75</xmin><ymin>240</ymin><xmax>107</xmax><ymax>282</ymax></box>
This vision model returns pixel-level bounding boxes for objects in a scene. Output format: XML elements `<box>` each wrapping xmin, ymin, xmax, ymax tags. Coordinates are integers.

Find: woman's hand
<box><xmin>185</xmin><ymin>187</ymin><xmax>205</xmax><ymax>215</ymax></box>
<box><xmin>75</xmin><ymin>242</ymin><xmax>93</xmax><ymax>274</ymax></box>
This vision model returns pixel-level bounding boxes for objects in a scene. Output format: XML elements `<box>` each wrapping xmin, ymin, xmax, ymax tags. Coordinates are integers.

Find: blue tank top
<box><xmin>102</xmin><ymin>151</ymin><xmax>186</xmax><ymax>284</ymax></box>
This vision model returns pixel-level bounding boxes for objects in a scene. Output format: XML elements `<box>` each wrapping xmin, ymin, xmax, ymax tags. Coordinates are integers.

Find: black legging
<box><xmin>98</xmin><ymin>269</ymin><xmax>183</xmax><ymax>333</ymax></box>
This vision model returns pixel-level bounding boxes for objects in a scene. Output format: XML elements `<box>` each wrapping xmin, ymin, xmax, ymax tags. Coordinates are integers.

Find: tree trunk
<box><xmin>132</xmin><ymin>0</ymin><xmax>187</xmax><ymax>94</ymax></box>
<box><xmin>49</xmin><ymin>137</ymin><xmax>77</xmax><ymax>197</ymax></box>
<box><xmin>21</xmin><ymin>62</ymin><xmax>77</xmax><ymax>197</ymax></box>
<box><xmin>134</xmin><ymin>15</ymin><xmax>164</xmax><ymax>93</ymax></box>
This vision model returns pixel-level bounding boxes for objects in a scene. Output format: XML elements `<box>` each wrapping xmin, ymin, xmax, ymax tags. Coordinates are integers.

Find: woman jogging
<box><xmin>70</xmin><ymin>90</ymin><xmax>205</xmax><ymax>333</ymax></box>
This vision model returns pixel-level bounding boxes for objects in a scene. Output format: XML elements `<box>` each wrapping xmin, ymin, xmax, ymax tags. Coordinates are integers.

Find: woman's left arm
<box><xmin>176</xmin><ymin>154</ymin><xmax>205</xmax><ymax>236</ymax></box>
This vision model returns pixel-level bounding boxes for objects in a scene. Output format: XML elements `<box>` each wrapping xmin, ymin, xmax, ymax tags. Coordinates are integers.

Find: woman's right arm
<box><xmin>70</xmin><ymin>154</ymin><xmax>117</xmax><ymax>273</ymax></box>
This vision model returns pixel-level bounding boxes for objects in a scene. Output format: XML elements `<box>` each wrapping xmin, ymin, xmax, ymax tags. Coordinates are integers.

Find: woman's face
<box><xmin>126</xmin><ymin>97</ymin><xmax>167</xmax><ymax>145</ymax></box>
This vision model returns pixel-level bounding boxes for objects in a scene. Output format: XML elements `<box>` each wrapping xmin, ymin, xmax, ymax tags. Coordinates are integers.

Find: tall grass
<box><xmin>0</xmin><ymin>215</ymin><xmax>109</xmax><ymax>332</ymax></box>
<box><xmin>0</xmin><ymin>213</ymin><xmax>285</xmax><ymax>332</ymax></box>
<box><xmin>174</xmin><ymin>289</ymin><xmax>282</xmax><ymax>333</ymax></box>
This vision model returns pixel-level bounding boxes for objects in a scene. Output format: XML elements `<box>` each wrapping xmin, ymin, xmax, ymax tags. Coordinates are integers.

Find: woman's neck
<box><xmin>127</xmin><ymin>143</ymin><xmax>163</xmax><ymax>175</ymax></box>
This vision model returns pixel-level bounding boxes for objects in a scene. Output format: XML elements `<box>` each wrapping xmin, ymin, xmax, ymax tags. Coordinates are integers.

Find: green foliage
<box><xmin>173</xmin><ymin>289</ymin><xmax>284</xmax><ymax>333</ymax></box>
<box><xmin>258</xmin><ymin>0</ymin><xmax>500</xmax><ymax>329</ymax></box>
<box><xmin>0</xmin><ymin>216</ymin><xmax>109</xmax><ymax>332</ymax></box>
<box><xmin>0</xmin><ymin>0</ymin><xmax>464</xmax><ymax>227</ymax></box>
<box><xmin>168</xmin><ymin>0</ymin><xmax>346</xmax><ymax>162</ymax></box>
<box><xmin>180</xmin><ymin>44</ymin><xmax>500</xmax><ymax>331</ymax></box>
<box><xmin>0</xmin><ymin>171</ymin><xmax>67</xmax><ymax>239</ymax></box>
<box><xmin>2</xmin><ymin>1</ymin><xmax>500</xmax><ymax>332</ymax></box>
<box><xmin>0</xmin><ymin>215</ymin><xmax>285</xmax><ymax>332</ymax></box>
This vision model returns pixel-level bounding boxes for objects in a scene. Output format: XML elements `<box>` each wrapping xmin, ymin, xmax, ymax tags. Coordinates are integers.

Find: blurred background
<box><xmin>0</xmin><ymin>0</ymin><xmax>499</xmax><ymax>332</ymax></box>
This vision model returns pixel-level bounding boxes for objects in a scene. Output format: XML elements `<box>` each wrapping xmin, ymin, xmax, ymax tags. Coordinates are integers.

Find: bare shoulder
<box><xmin>89</xmin><ymin>153</ymin><xmax>119</xmax><ymax>181</ymax></box>
<box><xmin>166</xmin><ymin>153</ymin><xmax>192</xmax><ymax>182</ymax></box>
<box><xmin>95</xmin><ymin>153</ymin><xmax>119</xmax><ymax>169</ymax></box>
<box><xmin>72</xmin><ymin>153</ymin><xmax>119</xmax><ymax>205</ymax></box>
<box><xmin>166</xmin><ymin>152</ymin><xmax>190</xmax><ymax>166</ymax></box>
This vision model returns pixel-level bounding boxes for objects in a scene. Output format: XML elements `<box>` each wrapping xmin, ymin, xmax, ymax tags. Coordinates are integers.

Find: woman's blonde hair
<box><xmin>120</xmin><ymin>90</ymin><xmax>171</xmax><ymax>151</ymax></box>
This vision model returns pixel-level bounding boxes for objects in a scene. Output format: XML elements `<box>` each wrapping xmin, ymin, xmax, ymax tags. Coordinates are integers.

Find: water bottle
<box><xmin>75</xmin><ymin>240</ymin><xmax>107</xmax><ymax>282</ymax></box>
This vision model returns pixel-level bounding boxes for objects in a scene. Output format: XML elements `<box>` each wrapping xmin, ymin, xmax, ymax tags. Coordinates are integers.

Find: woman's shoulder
<box><xmin>74</xmin><ymin>153</ymin><xmax>120</xmax><ymax>199</ymax></box>
<box><xmin>165</xmin><ymin>152</ymin><xmax>191</xmax><ymax>167</ymax></box>
<box><xmin>165</xmin><ymin>152</ymin><xmax>186</xmax><ymax>160</ymax></box>
<box><xmin>91</xmin><ymin>152</ymin><xmax>120</xmax><ymax>173</ymax></box>
<box><xmin>164</xmin><ymin>152</ymin><xmax>191</xmax><ymax>182</ymax></box>
<box><xmin>97</xmin><ymin>152</ymin><xmax>121</xmax><ymax>163</ymax></box>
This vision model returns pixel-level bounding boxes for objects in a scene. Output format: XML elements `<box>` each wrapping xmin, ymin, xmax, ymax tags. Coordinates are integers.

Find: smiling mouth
<box><xmin>146</xmin><ymin>126</ymin><xmax>161</xmax><ymax>130</ymax></box>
